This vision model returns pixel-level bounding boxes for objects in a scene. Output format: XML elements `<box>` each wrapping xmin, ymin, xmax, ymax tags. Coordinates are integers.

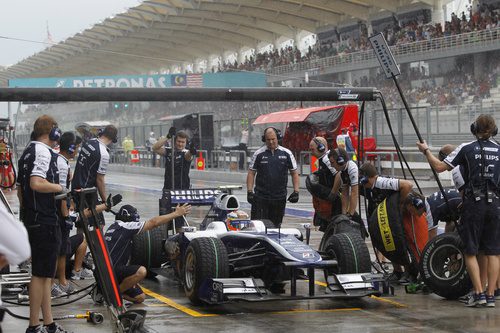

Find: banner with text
<box><xmin>8</xmin><ymin>72</ymin><xmax>266</xmax><ymax>88</ymax></box>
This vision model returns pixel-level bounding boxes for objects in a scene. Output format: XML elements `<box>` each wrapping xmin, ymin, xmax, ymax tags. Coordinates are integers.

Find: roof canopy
<box><xmin>0</xmin><ymin>0</ymin><xmax>437</xmax><ymax>86</ymax></box>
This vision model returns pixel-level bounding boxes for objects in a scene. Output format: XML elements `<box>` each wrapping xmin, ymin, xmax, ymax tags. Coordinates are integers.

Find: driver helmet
<box><xmin>116</xmin><ymin>204</ymin><xmax>140</xmax><ymax>222</ymax></box>
<box><xmin>225</xmin><ymin>210</ymin><xmax>250</xmax><ymax>231</ymax></box>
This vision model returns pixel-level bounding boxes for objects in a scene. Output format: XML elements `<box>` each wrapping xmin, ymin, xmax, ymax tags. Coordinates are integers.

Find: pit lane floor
<box><xmin>2</xmin><ymin>172</ymin><xmax>499</xmax><ymax>333</ymax></box>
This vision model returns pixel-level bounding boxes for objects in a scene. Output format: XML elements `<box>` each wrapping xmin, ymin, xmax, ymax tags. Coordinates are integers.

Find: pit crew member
<box><xmin>105</xmin><ymin>203</ymin><xmax>191</xmax><ymax>303</ymax></box>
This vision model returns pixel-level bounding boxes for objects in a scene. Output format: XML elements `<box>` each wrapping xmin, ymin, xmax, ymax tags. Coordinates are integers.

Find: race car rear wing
<box><xmin>159</xmin><ymin>186</ymin><xmax>242</xmax><ymax>214</ymax></box>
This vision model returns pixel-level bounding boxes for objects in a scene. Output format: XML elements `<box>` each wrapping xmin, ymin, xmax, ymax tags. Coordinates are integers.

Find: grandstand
<box><xmin>6</xmin><ymin>0</ymin><xmax>500</xmax><ymax>149</ymax></box>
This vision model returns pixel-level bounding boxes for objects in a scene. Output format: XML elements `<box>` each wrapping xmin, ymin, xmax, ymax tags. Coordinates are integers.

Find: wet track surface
<box><xmin>2</xmin><ymin>171</ymin><xmax>500</xmax><ymax>333</ymax></box>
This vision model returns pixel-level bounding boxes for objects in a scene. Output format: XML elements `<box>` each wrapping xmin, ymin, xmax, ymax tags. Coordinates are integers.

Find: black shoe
<box><xmin>26</xmin><ymin>326</ymin><xmax>48</xmax><ymax>333</ymax></box>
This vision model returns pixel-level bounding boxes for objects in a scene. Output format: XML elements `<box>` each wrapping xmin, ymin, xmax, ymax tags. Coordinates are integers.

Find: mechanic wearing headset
<box><xmin>424</xmin><ymin>188</ymin><xmax>462</xmax><ymax>240</ymax></box>
<box><xmin>328</xmin><ymin>147</ymin><xmax>359</xmax><ymax>218</ymax></box>
<box><xmin>309</xmin><ymin>136</ymin><xmax>338</xmax><ymax>192</ymax></box>
<box><xmin>358</xmin><ymin>162</ymin><xmax>415</xmax><ymax>281</ymax></box>
<box><xmin>420</xmin><ymin>144</ymin><xmax>466</xmax><ymax>240</ymax></box>
<box><xmin>17</xmin><ymin>115</ymin><xmax>71</xmax><ymax>333</ymax></box>
<box><xmin>358</xmin><ymin>162</ymin><xmax>414</xmax><ymax>217</ymax></box>
<box><xmin>72</xmin><ymin>124</ymin><xmax>118</xmax><ymax>214</ymax></box>
<box><xmin>52</xmin><ymin>132</ymin><xmax>78</xmax><ymax>297</ymax></box>
<box><xmin>104</xmin><ymin>203</ymin><xmax>190</xmax><ymax>303</ymax></box>
<box><xmin>417</xmin><ymin>114</ymin><xmax>499</xmax><ymax>307</ymax></box>
<box><xmin>308</xmin><ymin>136</ymin><xmax>342</xmax><ymax>231</ymax></box>
<box><xmin>152</xmin><ymin>127</ymin><xmax>196</xmax><ymax>191</ymax></box>
<box><xmin>247</xmin><ymin>127</ymin><xmax>300</xmax><ymax>228</ymax></box>
<box><xmin>438</xmin><ymin>143</ymin><xmax>500</xmax><ymax>303</ymax></box>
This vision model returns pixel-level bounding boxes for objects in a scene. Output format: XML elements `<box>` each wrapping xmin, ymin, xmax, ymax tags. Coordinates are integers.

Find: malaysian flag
<box><xmin>187</xmin><ymin>74</ymin><xmax>203</xmax><ymax>87</ymax></box>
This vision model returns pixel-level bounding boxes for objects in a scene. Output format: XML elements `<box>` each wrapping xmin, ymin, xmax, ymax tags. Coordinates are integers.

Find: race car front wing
<box><xmin>198</xmin><ymin>260</ymin><xmax>388</xmax><ymax>304</ymax></box>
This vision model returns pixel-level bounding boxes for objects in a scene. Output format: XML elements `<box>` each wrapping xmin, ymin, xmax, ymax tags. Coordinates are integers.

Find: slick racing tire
<box><xmin>323</xmin><ymin>232</ymin><xmax>371</xmax><ymax>274</ymax></box>
<box><xmin>318</xmin><ymin>215</ymin><xmax>361</xmax><ymax>252</ymax></box>
<box><xmin>183</xmin><ymin>237</ymin><xmax>229</xmax><ymax>304</ymax></box>
<box><xmin>419</xmin><ymin>233</ymin><xmax>471</xmax><ymax>299</ymax></box>
<box><xmin>130</xmin><ymin>227</ymin><xmax>165</xmax><ymax>275</ymax></box>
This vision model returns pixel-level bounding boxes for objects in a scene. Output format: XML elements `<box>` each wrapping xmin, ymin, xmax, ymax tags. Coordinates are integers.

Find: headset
<box><xmin>471</xmin><ymin>121</ymin><xmax>498</xmax><ymax>137</ymax></box>
<box><xmin>313</xmin><ymin>138</ymin><xmax>326</xmax><ymax>153</ymax></box>
<box><xmin>333</xmin><ymin>148</ymin><xmax>346</xmax><ymax>166</ymax></box>
<box><xmin>438</xmin><ymin>150</ymin><xmax>448</xmax><ymax>162</ymax></box>
<box><xmin>49</xmin><ymin>126</ymin><xmax>62</xmax><ymax>142</ymax></box>
<box><xmin>408</xmin><ymin>192</ymin><xmax>425</xmax><ymax>210</ymax></box>
<box><xmin>68</xmin><ymin>143</ymin><xmax>76</xmax><ymax>155</ymax></box>
<box><xmin>261</xmin><ymin>127</ymin><xmax>282</xmax><ymax>143</ymax></box>
<box><xmin>359</xmin><ymin>175</ymin><xmax>369</xmax><ymax>186</ymax></box>
<box><xmin>98</xmin><ymin>127</ymin><xmax>118</xmax><ymax>143</ymax></box>
<box><xmin>116</xmin><ymin>205</ymin><xmax>140</xmax><ymax>222</ymax></box>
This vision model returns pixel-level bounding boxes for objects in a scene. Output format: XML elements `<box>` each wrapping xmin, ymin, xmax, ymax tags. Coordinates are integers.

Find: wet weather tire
<box><xmin>130</xmin><ymin>227</ymin><xmax>165</xmax><ymax>272</ymax></box>
<box><xmin>183</xmin><ymin>237</ymin><xmax>229</xmax><ymax>304</ymax></box>
<box><xmin>420</xmin><ymin>233</ymin><xmax>471</xmax><ymax>299</ymax></box>
<box><xmin>319</xmin><ymin>215</ymin><xmax>361</xmax><ymax>251</ymax></box>
<box><xmin>324</xmin><ymin>232</ymin><xmax>371</xmax><ymax>274</ymax></box>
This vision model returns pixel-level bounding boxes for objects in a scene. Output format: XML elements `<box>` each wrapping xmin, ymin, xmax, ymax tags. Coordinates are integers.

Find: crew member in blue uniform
<box><xmin>72</xmin><ymin>125</ymin><xmax>118</xmax><ymax>206</ymax></box>
<box><xmin>52</xmin><ymin>132</ymin><xmax>77</xmax><ymax>297</ymax></box>
<box><xmin>359</xmin><ymin>162</ymin><xmax>414</xmax><ymax>217</ymax></box>
<box><xmin>417</xmin><ymin>114</ymin><xmax>500</xmax><ymax>307</ymax></box>
<box><xmin>247</xmin><ymin>127</ymin><xmax>300</xmax><ymax>227</ymax></box>
<box><xmin>358</xmin><ymin>162</ymin><xmax>414</xmax><ymax>280</ymax></box>
<box><xmin>329</xmin><ymin>147</ymin><xmax>360</xmax><ymax>217</ymax></box>
<box><xmin>105</xmin><ymin>203</ymin><xmax>190</xmax><ymax>303</ymax></box>
<box><xmin>418</xmin><ymin>189</ymin><xmax>462</xmax><ymax>239</ymax></box>
<box><xmin>17</xmin><ymin>115</ymin><xmax>70</xmax><ymax>333</ymax></box>
<box><xmin>152</xmin><ymin>128</ymin><xmax>195</xmax><ymax>191</ymax></box>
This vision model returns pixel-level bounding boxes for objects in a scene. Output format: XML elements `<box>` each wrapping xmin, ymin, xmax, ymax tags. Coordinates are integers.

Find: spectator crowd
<box><xmin>16</xmin><ymin>4</ymin><xmax>500</xmax><ymax>131</ymax></box>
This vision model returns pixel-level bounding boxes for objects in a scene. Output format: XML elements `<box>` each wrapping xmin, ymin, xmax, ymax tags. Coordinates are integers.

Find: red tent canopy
<box><xmin>252</xmin><ymin>106</ymin><xmax>342</xmax><ymax>125</ymax></box>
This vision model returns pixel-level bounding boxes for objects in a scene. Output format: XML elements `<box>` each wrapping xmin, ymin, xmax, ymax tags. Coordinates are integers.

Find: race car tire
<box><xmin>130</xmin><ymin>227</ymin><xmax>165</xmax><ymax>274</ymax></box>
<box><xmin>183</xmin><ymin>237</ymin><xmax>229</xmax><ymax>304</ymax></box>
<box><xmin>323</xmin><ymin>232</ymin><xmax>371</xmax><ymax>274</ymax></box>
<box><xmin>318</xmin><ymin>215</ymin><xmax>361</xmax><ymax>252</ymax></box>
<box><xmin>368</xmin><ymin>192</ymin><xmax>409</xmax><ymax>266</ymax></box>
<box><xmin>419</xmin><ymin>232</ymin><xmax>471</xmax><ymax>299</ymax></box>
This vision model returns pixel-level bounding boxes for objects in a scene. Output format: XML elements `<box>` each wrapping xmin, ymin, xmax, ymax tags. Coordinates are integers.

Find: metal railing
<box><xmin>107</xmin><ymin>147</ymin><xmax>441</xmax><ymax>179</ymax></box>
<box><xmin>267</xmin><ymin>27</ymin><xmax>500</xmax><ymax>77</ymax></box>
<box><xmin>110</xmin><ymin>148</ymin><xmax>246</xmax><ymax>172</ymax></box>
<box><xmin>365</xmin><ymin>103</ymin><xmax>500</xmax><ymax>147</ymax></box>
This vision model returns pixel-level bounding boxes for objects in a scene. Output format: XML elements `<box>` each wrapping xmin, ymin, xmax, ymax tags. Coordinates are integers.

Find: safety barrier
<box><xmin>106</xmin><ymin>148</ymin><xmax>450</xmax><ymax>183</ymax></box>
<box><xmin>110</xmin><ymin>148</ymin><xmax>248</xmax><ymax>171</ymax></box>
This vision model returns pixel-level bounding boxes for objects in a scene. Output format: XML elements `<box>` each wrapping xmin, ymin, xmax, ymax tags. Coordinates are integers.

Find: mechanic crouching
<box><xmin>105</xmin><ymin>203</ymin><xmax>191</xmax><ymax>303</ymax></box>
<box><xmin>417</xmin><ymin>114</ymin><xmax>500</xmax><ymax>307</ymax></box>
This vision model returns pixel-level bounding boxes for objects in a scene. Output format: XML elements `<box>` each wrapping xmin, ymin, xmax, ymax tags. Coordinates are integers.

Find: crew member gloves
<box><xmin>327</xmin><ymin>191</ymin><xmax>337</xmax><ymax>202</ymax></box>
<box><xmin>287</xmin><ymin>191</ymin><xmax>299</xmax><ymax>203</ymax></box>
<box><xmin>105</xmin><ymin>194</ymin><xmax>123</xmax><ymax>211</ymax></box>
<box><xmin>247</xmin><ymin>191</ymin><xmax>255</xmax><ymax>204</ymax></box>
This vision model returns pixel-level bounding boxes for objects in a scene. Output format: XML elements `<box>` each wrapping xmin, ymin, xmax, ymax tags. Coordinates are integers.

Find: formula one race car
<box><xmin>131</xmin><ymin>188</ymin><xmax>384</xmax><ymax>305</ymax></box>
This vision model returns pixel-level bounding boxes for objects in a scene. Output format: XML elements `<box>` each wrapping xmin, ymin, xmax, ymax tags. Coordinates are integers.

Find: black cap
<box><xmin>116</xmin><ymin>204</ymin><xmax>138</xmax><ymax>222</ymax></box>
